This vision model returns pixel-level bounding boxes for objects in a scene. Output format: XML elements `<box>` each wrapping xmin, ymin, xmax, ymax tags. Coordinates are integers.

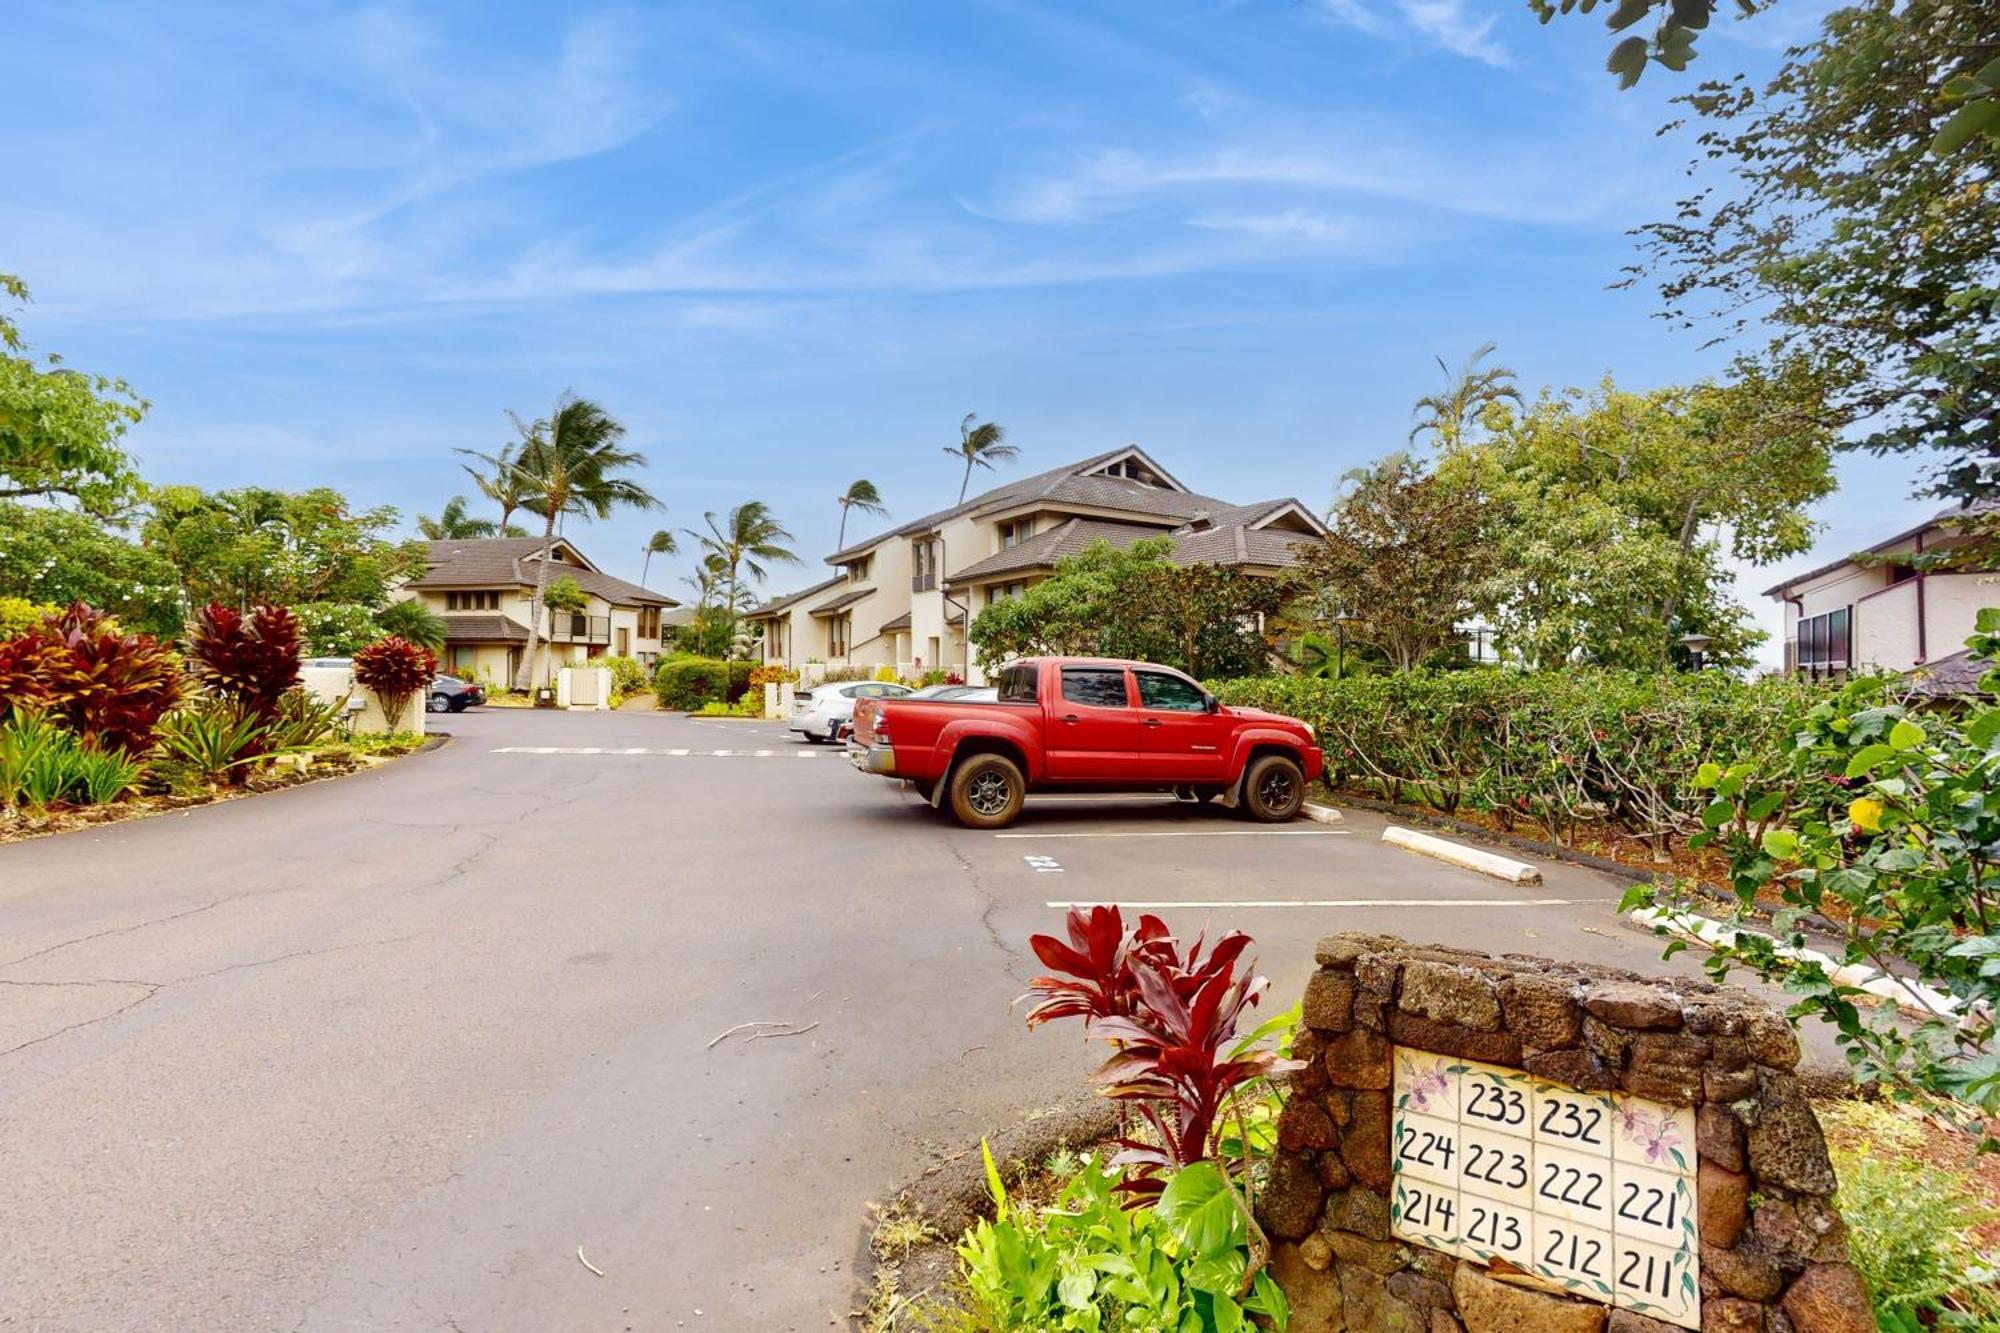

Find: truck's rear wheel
<box><xmin>948</xmin><ymin>754</ymin><xmax>1025</xmax><ymax>830</ymax></box>
<box><xmin>1241</xmin><ymin>754</ymin><xmax>1305</xmax><ymax>822</ymax></box>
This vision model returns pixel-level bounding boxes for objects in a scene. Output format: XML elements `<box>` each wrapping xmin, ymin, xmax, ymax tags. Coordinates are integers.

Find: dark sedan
<box><xmin>427</xmin><ymin>674</ymin><xmax>486</xmax><ymax>713</ymax></box>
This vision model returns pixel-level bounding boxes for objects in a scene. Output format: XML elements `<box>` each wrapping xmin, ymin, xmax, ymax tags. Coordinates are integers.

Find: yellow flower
<box><xmin>1848</xmin><ymin>797</ymin><xmax>1885</xmax><ymax>833</ymax></box>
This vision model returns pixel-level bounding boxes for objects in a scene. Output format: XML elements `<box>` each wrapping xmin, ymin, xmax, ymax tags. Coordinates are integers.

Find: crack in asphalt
<box><xmin>0</xmin><ymin>934</ymin><xmax>422</xmax><ymax>1060</ymax></box>
<box><xmin>947</xmin><ymin>843</ymin><xmax>1027</xmax><ymax>980</ymax></box>
<box><xmin>0</xmin><ymin>897</ymin><xmax>229</xmax><ymax>971</ymax></box>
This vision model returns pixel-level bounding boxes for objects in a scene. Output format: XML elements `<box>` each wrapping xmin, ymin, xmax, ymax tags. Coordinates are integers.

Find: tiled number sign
<box><xmin>1390</xmin><ymin>1048</ymin><xmax>1701</xmax><ymax>1329</ymax></box>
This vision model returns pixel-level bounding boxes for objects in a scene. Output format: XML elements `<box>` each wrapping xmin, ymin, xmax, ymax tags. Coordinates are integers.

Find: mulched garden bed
<box><xmin>0</xmin><ymin>735</ymin><xmax>443</xmax><ymax>846</ymax></box>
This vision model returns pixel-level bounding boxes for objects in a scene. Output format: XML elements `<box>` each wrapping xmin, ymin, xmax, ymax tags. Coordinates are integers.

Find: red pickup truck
<box><xmin>847</xmin><ymin>656</ymin><xmax>1323</xmax><ymax>829</ymax></box>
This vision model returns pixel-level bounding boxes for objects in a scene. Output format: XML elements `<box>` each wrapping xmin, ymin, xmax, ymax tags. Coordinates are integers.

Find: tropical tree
<box><xmin>1293</xmin><ymin>454</ymin><xmax>1493</xmax><ymax>673</ymax></box>
<box><xmin>686</xmin><ymin>502</ymin><xmax>799</xmax><ymax>648</ymax></box>
<box><xmin>835</xmin><ymin>478</ymin><xmax>888</xmax><ymax>549</ymax></box>
<box><xmin>0</xmin><ymin>502</ymin><xmax>181</xmax><ymax>637</ymax></box>
<box><xmin>416</xmin><ymin>496</ymin><xmax>499</xmax><ymax>540</ymax></box>
<box><xmin>0</xmin><ymin>274</ymin><xmax>146</xmax><ymax>516</ymax></box>
<box><xmin>1626</xmin><ymin>0</ymin><xmax>1999</xmax><ymax>513</ymax></box>
<box><xmin>1409</xmin><ymin>343</ymin><xmax>1522</xmax><ymax>452</ymax></box>
<box><xmin>946</xmin><ymin>413</ymin><xmax>1017</xmax><ymax>503</ymax></box>
<box><xmin>461</xmin><ymin>440</ymin><xmax>533</xmax><ymax>536</ymax></box>
<box><xmin>640</xmin><ymin>528</ymin><xmax>678</xmax><ymax>587</ymax></box>
<box><xmin>375</xmin><ymin>599</ymin><xmax>447</xmax><ymax>653</ymax></box>
<box><xmin>460</xmin><ymin>394</ymin><xmax>659</xmax><ymax>690</ymax></box>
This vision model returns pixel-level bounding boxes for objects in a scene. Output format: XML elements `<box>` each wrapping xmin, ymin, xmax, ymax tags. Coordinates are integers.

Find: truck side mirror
<box><xmin>1204</xmin><ymin>693</ymin><xmax>1220</xmax><ymax>713</ymax></box>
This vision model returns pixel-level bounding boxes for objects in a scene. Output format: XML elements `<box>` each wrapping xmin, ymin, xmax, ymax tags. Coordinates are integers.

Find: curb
<box><xmin>1381</xmin><ymin>825</ymin><xmax>1542</xmax><ymax>884</ymax></box>
<box><xmin>1301</xmin><ymin>801</ymin><xmax>1344</xmax><ymax>825</ymax></box>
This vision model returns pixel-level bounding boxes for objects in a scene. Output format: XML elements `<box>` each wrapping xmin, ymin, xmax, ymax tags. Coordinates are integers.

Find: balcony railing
<box><xmin>546</xmin><ymin>613</ymin><xmax>610</xmax><ymax>644</ymax></box>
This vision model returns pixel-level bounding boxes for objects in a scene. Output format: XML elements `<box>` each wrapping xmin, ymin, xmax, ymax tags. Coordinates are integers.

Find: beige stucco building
<box><xmin>1765</xmin><ymin>504</ymin><xmax>1996</xmax><ymax>689</ymax></box>
<box><xmin>398</xmin><ymin>537</ymin><xmax>678</xmax><ymax>687</ymax></box>
<box><xmin>745</xmin><ymin>446</ymin><xmax>1326</xmax><ymax>684</ymax></box>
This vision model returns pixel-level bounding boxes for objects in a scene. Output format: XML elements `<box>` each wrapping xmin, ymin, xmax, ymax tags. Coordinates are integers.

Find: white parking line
<box><xmin>994</xmin><ymin>828</ymin><xmax>1349</xmax><ymax>839</ymax></box>
<box><xmin>1022</xmin><ymin>855</ymin><xmax>1065</xmax><ymax>874</ymax></box>
<box><xmin>491</xmin><ymin>746</ymin><xmax>821</xmax><ymax>758</ymax></box>
<box><xmin>1044</xmin><ymin>898</ymin><xmax>1606</xmax><ymax>909</ymax></box>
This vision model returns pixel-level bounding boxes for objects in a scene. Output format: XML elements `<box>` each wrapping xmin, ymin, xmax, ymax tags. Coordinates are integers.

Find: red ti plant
<box><xmin>353</xmin><ymin>636</ymin><xmax>437</xmax><ymax>733</ymax></box>
<box><xmin>189</xmin><ymin>603</ymin><xmax>302</xmax><ymax>725</ymax></box>
<box><xmin>0</xmin><ymin>603</ymin><xmax>183</xmax><ymax>755</ymax></box>
<box><xmin>1019</xmin><ymin>906</ymin><xmax>1289</xmax><ymax>1200</ymax></box>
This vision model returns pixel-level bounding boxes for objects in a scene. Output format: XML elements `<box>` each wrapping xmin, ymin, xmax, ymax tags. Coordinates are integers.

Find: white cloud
<box><xmin>1317</xmin><ymin>0</ymin><xmax>1513</xmax><ymax>68</ymax></box>
<box><xmin>1187</xmin><ymin>208</ymin><xmax>1358</xmax><ymax>245</ymax></box>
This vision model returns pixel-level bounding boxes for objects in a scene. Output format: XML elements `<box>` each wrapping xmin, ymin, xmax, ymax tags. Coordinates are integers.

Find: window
<box><xmin>829</xmin><ymin>614</ymin><xmax>850</xmax><ymax>657</ymax></box>
<box><xmin>847</xmin><ymin>554</ymin><xmax>873</xmax><ymax>582</ymax></box>
<box><xmin>445</xmin><ymin>591</ymin><xmax>500</xmax><ymax>611</ymax></box>
<box><xmin>985</xmin><ymin>581</ymin><xmax>1027</xmax><ymax>607</ymax></box>
<box><xmin>1795</xmin><ymin>606</ymin><xmax>1851</xmax><ymax>673</ymax></box>
<box><xmin>1061</xmin><ymin>667</ymin><xmax>1129</xmax><ymax>708</ymax></box>
<box><xmin>1137</xmin><ymin>671</ymin><xmax>1208</xmax><ymax>712</ymax></box>
<box><xmin>999</xmin><ymin>519</ymin><xmax>1033</xmax><ymax>549</ymax></box>
<box><xmin>998</xmin><ymin>663</ymin><xmax>1039</xmax><ymax>702</ymax></box>
<box><xmin>912</xmin><ymin>540</ymin><xmax>938</xmax><ymax>592</ymax></box>
<box><xmin>638</xmin><ymin>606</ymin><xmax>660</xmax><ymax>638</ymax></box>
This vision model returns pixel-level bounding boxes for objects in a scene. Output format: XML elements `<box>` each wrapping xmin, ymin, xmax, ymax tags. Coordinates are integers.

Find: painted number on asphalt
<box><xmin>1022</xmin><ymin>855</ymin><xmax>1064</xmax><ymax>874</ymax></box>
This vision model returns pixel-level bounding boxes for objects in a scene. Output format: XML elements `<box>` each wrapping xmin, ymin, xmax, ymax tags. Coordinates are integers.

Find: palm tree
<box><xmin>945</xmin><ymin>413</ymin><xmax>1017</xmax><ymax>503</ymax></box>
<box><xmin>375</xmin><ymin>599</ymin><xmax>448</xmax><ymax>652</ymax></box>
<box><xmin>835</xmin><ymin>479</ymin><xmax>888</xmax><ymax>549</ymax></box>
<box><xmin>417</xmin><ymin>495</ymin><xmax>499</xmax><ymax>540</ymax></box>
<box><xmin>640</xmin><ymin>528</ymin><xmax>678</xmax><ymax>587</ymax></box>
<box><xmin>685</xmin><ymin>501</ymin><xmax>800</xmax><ymax>649</ymax></box>
<box><xmin>1409</xmin><ymin>343</ymin><xmax>1523</xmax><ymax>452</ymax></box>
<box><xmin>459</xmin><ymin>394</ymin><xmax>660</xmax><ymax>690</ymax></box>
<box><xmin>462</xmin><ymin>440</ymin><xmax>533</xmax><ymax>535</ymax></box>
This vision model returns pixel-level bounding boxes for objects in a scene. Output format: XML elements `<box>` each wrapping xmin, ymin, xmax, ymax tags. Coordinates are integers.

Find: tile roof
<box><xmin>1763</xmin><ymin>501</ymin><xmax>2000</xmax><ymax>597</ymax></box>
<box><xmin>410</xmin><ymin>539</ymin><xmax>678</xmax><ymax>607</ymax></box>
<box><xmin>944</xmin><ymin>511</ymin><xmax>1319</xmax><ymax>584</ymax></box>
<box><xmin>824</xmin><ymin>447</ymin><xmax>1139</xmax><ymax>563</ymax></box>
<box><xmin>809</xmin><ymin>585</ymin><xmax>874</xmax><ymax>615</ymax></box>
<box><xmin>1904</xmin><ymin>650</ymin><xmax>1991</xmax><ymax>696</ymax></box>
<box><xmin>441</xmin><ymin>614</ymin><xmax>530</xmax><ymax>643</ymax></box>
<box><xmin>745</xmin><ymin>575</ymin><xmax>844</xmax><ymax>619</ymax></box>
<box><xmin>879</xmin><ymin>611</ymin><xmax>912</xmax><ymax>632</ymax></box>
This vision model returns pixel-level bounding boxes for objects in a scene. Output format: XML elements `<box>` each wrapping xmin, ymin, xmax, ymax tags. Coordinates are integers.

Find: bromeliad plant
<box><xmin>1020</xmin><ymin>906</ymin><xmax>1297</xmax><ymax>1305</ymax></box>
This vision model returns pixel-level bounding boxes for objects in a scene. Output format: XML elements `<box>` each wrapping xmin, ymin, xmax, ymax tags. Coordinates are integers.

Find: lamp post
<box><xmin>1679</xmin><ymin>631</ymin><xmax>1713</xmax><ymax>672</ymax></box>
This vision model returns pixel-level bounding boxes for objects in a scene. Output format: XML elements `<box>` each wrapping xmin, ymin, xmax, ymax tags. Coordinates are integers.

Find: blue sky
<box><xmin>6</xmin><ymin>0</ymin><xmax>1928</xmax><ymax>659</ymax></box>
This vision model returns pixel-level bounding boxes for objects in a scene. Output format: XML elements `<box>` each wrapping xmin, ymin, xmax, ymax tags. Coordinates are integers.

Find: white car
<box><xmin>789</xmin><ymin>680</ymin><xmax>912</xmax><ymax>743</ymax></box>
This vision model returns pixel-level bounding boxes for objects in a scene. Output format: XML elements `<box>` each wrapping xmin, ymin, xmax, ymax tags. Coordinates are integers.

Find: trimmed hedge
<box><xmin>1211</xmin><ymin>669</ymin><xmax>1833</xmax><ymax>850</ymax></box>
<box><xmin>652</xmin><ymin>656</ymin><xmax>756</xmax><ymax>711</ymax></box>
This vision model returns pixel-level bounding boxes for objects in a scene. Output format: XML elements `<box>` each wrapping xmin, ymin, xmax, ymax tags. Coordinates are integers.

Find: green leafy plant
<box><xmin>1822</xmin><ymin>1100</ymin><xmax>2000</xmax><ymax>1330</ymax></box>
<box><xmin>1630</xmin><ymin>618</ymin><xmax>2000</xmax><ymax>1142</ymax></box>
<box><xmin>373</xmin><ymin>599</ymin><xmax>447</xmax><ymax>652</ymax></box>
<box><xmin>595</xmin><ymin>654</ymin><xmax>649</xmax><ymax>701</ymax></box>
<box><xmin>654</xmin><ymin>656</ymin><xmax>731</xmax><ymax>710</ymax></box>
<box><xmin>266</xmin><ymin>688</ymin><xmax>347</xmax><ymax>751</ymax></box>
<box><xmin>352</xmin><ymin>636</ymin><xmax>437</xmax><ymax>734</ymax></box>
<box><xmin>955</xmin><ymin>1143</ymin><xmax>1288</xmax><ymax>1332</ymax></box>
<box><xmin>155</xmin><ymin>704</ymin><xmax>272</xmax><ymax>787</ymax></box>
<box><xmin>1</xmin><ymin>708</ymin><xmax>70</xmax><ymax>810</ymax></box>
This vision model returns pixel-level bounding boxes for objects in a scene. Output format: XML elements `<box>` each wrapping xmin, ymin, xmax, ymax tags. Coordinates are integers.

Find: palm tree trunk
<box><xmin>642</xmin><ymin>550</ymin><xmax>653</xmax><ymax>586</ymax></box>
<box><xmin>958</xmin><ymin>456</ymin><xmax>973</xmax><ymax>503</ymax></box>
<box><xmin>838</xmin><ymin>504</ymin><xmax>849</xmax><ymax>550</ymax></box>
<box><xmin>518</xmin><ymin>509</ymin><xmax>557</xmax><ymax>691</ymax></box>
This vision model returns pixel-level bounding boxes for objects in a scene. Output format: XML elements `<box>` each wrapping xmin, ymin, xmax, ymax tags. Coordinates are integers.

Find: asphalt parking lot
<box><xmin>0</xmin><ymin>706</ymin><xmax>1783</xmax><ymax>1331</ymax></box>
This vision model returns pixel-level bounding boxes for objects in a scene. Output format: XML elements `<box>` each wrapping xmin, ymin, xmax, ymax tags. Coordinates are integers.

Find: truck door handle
<box><xmin>1060</xmin><ymin>713</ymin><xmax>1080</xmax><ymax>724</ymax></box>
<box><xmin>1141</xmin><ymin>718</ymin><xmax>1163</xmax><ymax>728</ymax></box>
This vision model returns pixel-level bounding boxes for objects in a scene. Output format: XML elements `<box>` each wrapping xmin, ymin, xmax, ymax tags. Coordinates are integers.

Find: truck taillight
<box><xmin>875</xmin><ymin>720</ymin><xmax>890</xmax><ymax>745</ymax></box>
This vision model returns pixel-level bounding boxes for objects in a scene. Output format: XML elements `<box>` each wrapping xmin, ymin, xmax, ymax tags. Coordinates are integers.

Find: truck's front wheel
<box><xmin>1241</xmin><ymin>754</ymin><xmax>1305</xmax><ymax>822</ymax></box>
<box><xmin>948</xmin><ymin>753</ymin><xmax>1025</xmax><ymax>829</ymax></box>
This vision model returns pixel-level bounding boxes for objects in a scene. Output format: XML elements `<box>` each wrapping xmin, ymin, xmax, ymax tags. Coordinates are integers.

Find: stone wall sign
<box><xmin>1390</xmin><ymin>1049</ymin><xmax>1701</xmax><ymax>1327</ymax></box>
<box><xmin>1258</xmin><ymin>933</ymin><xmax>1876</xmax><ymax>1333</ymax></box>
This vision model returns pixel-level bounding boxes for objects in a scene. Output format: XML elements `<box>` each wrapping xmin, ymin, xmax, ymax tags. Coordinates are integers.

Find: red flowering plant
<box><xmin>0</xmin><ymin>602</ymin><xmax>183</xmax><ymax>755</ymax></box>
<box><xmin>352</xmin><ymin>636</ymin><xmax>437</xmax><ymax>734</ymax></box>
<box><xmin>1019</xmin><ymin>905</ymin><xmax>1298</xmax><ymax>1293</ymax></box>
<box><xmin>189</xmin><ymin>603</ymin><xmax>302</xmax><ymax>727</ymax></box>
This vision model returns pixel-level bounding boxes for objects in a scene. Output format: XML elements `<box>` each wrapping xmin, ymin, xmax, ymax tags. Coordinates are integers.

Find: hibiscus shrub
<box><xmin>1214</xmin><ymin>668</ymin><xmax>1831</xmax><ymax>853</ymax></box>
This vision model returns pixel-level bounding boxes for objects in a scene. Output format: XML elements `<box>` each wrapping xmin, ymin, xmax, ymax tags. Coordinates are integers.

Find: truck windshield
<box><xmin>997</xmin><ymin>663</ymin><xmax>1038</xmax><ymax>702</ymax></box>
